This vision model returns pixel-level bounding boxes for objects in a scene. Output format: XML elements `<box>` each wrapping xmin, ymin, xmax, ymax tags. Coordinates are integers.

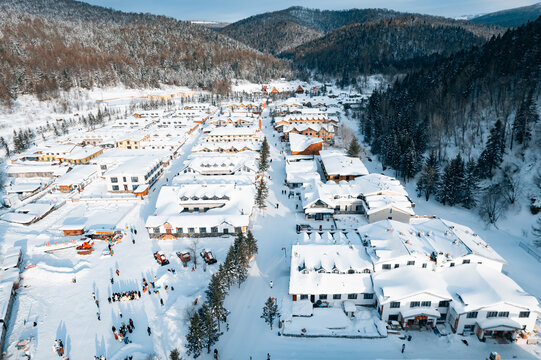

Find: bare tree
<box><xmin>190</xmin><ymin>238</ymin><xmax>199</xmax><ymax>269</ymax></box>
<box><xmin>500</xmin><ymin>166</ymin><xmax>522</xmax><ymax>205</ymax></box>
<box><xmin>479</xmin><ymin>184</ymin><xmax>508</xmax><ymax>226</ymax></box>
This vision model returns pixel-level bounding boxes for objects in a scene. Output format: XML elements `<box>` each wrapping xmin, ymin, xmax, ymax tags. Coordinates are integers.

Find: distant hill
<box><xmin>281</xmin><ymin>15</ymin><xmax>503</xmax><ymax>80</ymax></box>
<box><xmin>0</xmin><ymin>0</ymin><xmax>290</xmax><ymax>107</ymax></box>
<box><xmin>472</xmin><ymin>2</ymin><xmax>541</xmax><ymax>27</ymax></box>
<box><xmin>221</xmin><ymin>6</ymin><xmax>502</xmax><ymax>56</ymax></box>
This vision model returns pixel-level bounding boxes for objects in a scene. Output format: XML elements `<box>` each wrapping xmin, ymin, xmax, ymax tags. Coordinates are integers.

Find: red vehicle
<box><xmin>154</xmin><ymin>251</ymin><xmax>170</xmax><ymax>266</ymax></box>
<box><xmin>200</xmin><ymin>249</ymin><xmax>217</xmax><ymax>265</ymax></box>
<box><xmin>176</xmin><ymin>251</ymin><xmax>191</xmax><ymax>263</ymax></box>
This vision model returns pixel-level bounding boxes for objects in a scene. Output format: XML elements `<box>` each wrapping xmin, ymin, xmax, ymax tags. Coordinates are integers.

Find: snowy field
<box><xmin>0</xmin><ymin>82</ymin><xmax>540</xmax><ymax>359</ymax></box>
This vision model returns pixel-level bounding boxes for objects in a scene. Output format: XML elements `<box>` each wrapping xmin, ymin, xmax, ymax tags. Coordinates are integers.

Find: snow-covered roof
<box><xmin>285</xmin><ymin>159</ymin><xmax>319</xmax><ymax>185</ymax></box>
<box><xmin>60</xmin><ymin>146</ymin><xmax>102</xmax><ymax>160</ymax></box>
<box><xmin>6</xmin><ymin>164</ymin><xmax>68</xmax><ymax>177</ymax></box>
<box><xmin>289</xmin><ymin>244</ymin><xmax>373</xmax><ymax>295</ymax></box>
<box><xmin>283</xmin><ymin>123</ymin><xmax>334</xmax><ymax>134</ymax></box>
<box><xmin>1</xmin><ymin>203</ymin><xmax>54</xmax><ymax>224</ymax></box>
<box><xmin>146</xmin><ymin>184</ymin><xmax>254</xmax><ymax>229</ymax></box>
<box><xmin>289</xmin><ymin>133</ymin><xmax>323</xmax><ymax>153</ymax></box>
<box><xmin>207</xmin><ymin>126</ymin><xmax>259</xmax><ymax>136</ymax></box>
<box><xmin>55</xmin><ymin>165</ymin><xmax>97</xmax><ymax>186</ymax></box>
<box><xmin>372</xmin><ymin>266</ymin><xmax>451</xmax><ymax>303</ymax></box>
<box><xmin>319</xmin><ymin>150</ymin><xmax>368</xmax><ymax>177</ymax></box>
<box><xmin>181</xmin><ymin>154</ymin><xmax>257</xmax><ymax>176</ymax></box>
<box><xmin>443</xmin><ymin>264</ymin><xmax>539</xmax><ymax>314</ymax></box>
<box><xmin>192</xmin><ymin>141</ymin><xmax>261</xmax><ymax>152</ymax></box>
<box><xmin>104</xmin><ymin>155</ymin><xmax>162</xmax><ymax>177</ymax></box>
<box><xmin>359</xmin><ymin>219</ymin><xmax>505</xmax><ymax>266</ymax></box>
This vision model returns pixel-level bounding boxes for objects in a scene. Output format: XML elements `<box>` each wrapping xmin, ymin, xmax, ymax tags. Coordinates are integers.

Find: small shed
<box><xmin>60</xmin><ymin>223</ymin><xmax>86</xmax><ymax>236</ymax></box>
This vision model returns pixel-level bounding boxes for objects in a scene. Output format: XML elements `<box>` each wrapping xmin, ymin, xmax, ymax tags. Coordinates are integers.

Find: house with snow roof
<box><xmin>103</xmin><ymin>154</ymin><xmax>164</xmax><ymax>193</ymax></box>
<box><xmin>282</xmin><ymin>123</ymin><xmax>334</xmax><ymax>143</ymax></box>
<box><xmin>289</xmin><ymin>245</ymin><xmax>375</xmax><ymax>311</ymax></box>
<box><xmin>285</xmin><ymin>158</ymin><xmax>320</xmax><ymax>189</ymax></box>
<box><xmin>359</xmin><ymin>218</ymin><xmax>506</xmax><ymax>272</ymax></box>
<box><xmin>203</xmin><ymin>126</ymin><xmax>263</xmax><ymax>143</ymax></box>
<box><xmin>192</xmin><ymin>141</ymin><xmax>261</xmax><ymax>153</ymax></box>
<box><xmin>145</xmin><ymin>183</ymin><xmax>254</xmax><ymax>237</ymax></box>
<box><xmin>443</xmin><ymin>265</ymin><xmax>539</xmax><ymax>340</ymax></box>
<box><xmin>289</xmin><ymin>133</ymin><xmax>323</xmax><ymax>156</ymax></box>
<box><xmin>319</xmin><ymin>149</ymin><xmax>368</xmax><ymax>182</ymax></box>
<box><xmin>300</xmin><ymin>174</ymin><xmax>414</xmax><ymax>222</ymax></box>
<box><xmin>179</xmin><ymin>154</ymin><xmax>257</xmax><ymax>177</ymax></box>
<box><xmin>372</xmin><ymin>267</ymin><xmax>453</xmax><ymax>328</ymax></box>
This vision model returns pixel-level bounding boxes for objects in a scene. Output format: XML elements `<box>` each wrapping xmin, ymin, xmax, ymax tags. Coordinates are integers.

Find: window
<box><xmin>462</xmin><ymin>259</ymin><xmax>471</xmax><ymax>264</ymax></box>
<box><xmin>188</xmin><ymin>227</ymin><xmax>195</xmax><ymax>233</ymax></box>
<box><xmin>176</xmin><ymin>228</ymin><xmax>183</xmax><ymax>234</ymax></box>
<box><xmin>319</xmin><ymin>295</ymin><xmax>327</xmax><ymax>300</ymax></box>
<box><xmin>422</xmin><ymin>263</ymin><xmax>427</xmax><ymax>268</ymax></box>
<box><xmin>363</xmin><ymin>293</ymin><xmax>374</xmax><ymax>300</ymax></box>
<box><xmin>394</xmin><ymin>264</ymin><xmax>399</xmax><ymax>269</ymax></box>
<box><xmin>438</xmin><ymin>300</ymin><xmax>450</xmax><ymax>307</ymax></box>
<box><xmin>131</xmin><ymin>176</ymin><xmax>139</xmax><ymax>182</ymax></box>
<box><xmin>347</xmin><ymin>294</ymin><xmax>358</xmax><ymax>300</ymax></box>
<box><xmin>390</xmin><ymin>302</ymin><xmax>400</xmax><ymax>309</ymax></box>
<box><xmin>388</xmin><ymin>314</ymin><xmax>399</xmax><ymax>321</ymax></box>
<box><xmin>300</xmin><ymin>295</ymin><xmax>308</xmax><ymax>300</ymax></box>
<box><xmin>467</xmin><ymin>312</ymin><xmax>478</xmax><ymax>319</ymax></box>
<box><xmin>519</xmin><ymin>311</ymin><xmax>530</xmax><ymax>318</ymax></box>
<box><xmin>333</xmin><ymin>294</ymin><xmax>341</xmax><ymax>300</ymax></box>
<box><xmin>153</xmin><ymin>227</ymin><xmax>160</xmax><ymax>234</ymax></box>
<box><xmin>421</xmin><ymin>301</ymin><xmax>431</xmax><ymax>307</ymax></box>
<box><xmin>486</xmin><ymin>311</ymin><xmax>498</xmax><ymax>318</ymax></box>
<box><xmin>132</xmin><ymin>185</ymin><xmax>138</xmax><ymax>191</ymax></box>
<box><xmin>450</xmin><ymin>262</ymin><xmax>455</xmax><ymax>267</ymax></box>
<box><xmin>100</xmin><ymin>165</ymin><xmax>107</xmax><ymax>170</ymax></box>
<box><xmin>211</xmin><ymin>227</ymin><xmax>218</xmax><ymax>233</ymax></box>
<box><xmin>498</xmin><ymin>312</ymin><xmax>509</xmax><ymax>318</ymax></box>
<box><xmin>123</xmin><ymin>177</ymin><xmax>127</xmax><ymax>182</ymax></box>
<box><xmin>382</xmin><ymin>264</ymin><xmax>391</xmax><ymax>270</ymax></box>
<box><xmin>407</xmin><ymin>261</ymin><xmax>415</xmax><ymax>266</ymax></box>
<box><xmin>410</xmin><ymin>301</ymin><xmax>420</xmax><ymax>308</ymax></box>
<box><xmin>111</xmin><ymin>177</ymin><xmax>118</xmax><ymax>183</ymax></box>
<box><xmin>200</xmin><ymin>227</ymin><xmax>207</xmax><ymax>233</ymax></box>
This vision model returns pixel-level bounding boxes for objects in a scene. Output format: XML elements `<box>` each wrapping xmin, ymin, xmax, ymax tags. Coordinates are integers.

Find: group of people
<box><xmin>93</xmin><ymin>356</ymin><xmax>106</xmax><ymax>360</ymax></box>
<box><xmin>112</xmin><ymin>318</ymin><xmax>135</xmax><ymax>344</ymax></box>
<box><xmin>108</xmin><ymin>290</ymin><xmax>141</xmax><ymax>303</ymax></box>
<box><xmin>52</xmin><ymin>339</ymin><xmax>64</xmax><ymax>356</ymax></box>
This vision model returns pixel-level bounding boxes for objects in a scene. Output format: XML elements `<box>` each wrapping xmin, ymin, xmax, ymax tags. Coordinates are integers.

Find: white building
<box><xmin>289</xmin><ymin>245</ymin><xmax>375</xmax><ymax>309</ymax></box>
<box><xmin>104</xmin><ymin>155</ymin><xmax>164</xmax><ymax>193</ymax></box>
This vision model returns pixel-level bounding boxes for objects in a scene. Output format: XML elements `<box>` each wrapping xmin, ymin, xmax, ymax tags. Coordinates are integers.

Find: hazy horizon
<box><xmin>80</xmin><ymin>0</ymin><xmax>539</xmax><ymax>23</ymax></box>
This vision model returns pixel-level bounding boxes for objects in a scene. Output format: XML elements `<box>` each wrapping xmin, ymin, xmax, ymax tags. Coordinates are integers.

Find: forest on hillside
<box><xmin>0</xmin><ymin>0</ymin><xmax>291</xmax><ymax>107</ymax></box>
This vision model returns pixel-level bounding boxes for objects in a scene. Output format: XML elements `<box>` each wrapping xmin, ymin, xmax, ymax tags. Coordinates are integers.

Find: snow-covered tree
<box><xmin>346</xmin><ymin>137</ymin><xmax>361</xmax><ymax>157</ymax></box>
<box><xmin>477</xmin><ymin>120</ymin><xmax>505</xmax><ymax>178</ymax></box>
<box><xmin>261</xmin><ymin>297</ymin><xmax>280</xmax><ymax>330</ymax></box>
<box><xmin>255</xmin><ymin>180</ymin><xmax>269</xmax><ymax>209</ymax></box>
<box><xmin>245</xmin><ymin>230</ymin><xmax>258</xmax><ymax>257</ymax></box>
<box><xmin>169</xmin><ymin>349</ymin><xmax>182</xmax><ymax>360</ymax></box>
<box><xmin>258</xmin><ymin>138</ymin><xmax>270</xmax><ymax>173</ymax></box>
<box><xmin>416</xmin><ymin>150</ymin><xmax>440</xmax><ymax>201</ymax></box>
<box><xmin>198</xmin><ymin>303</ymin><xmax>221</xmax><ymax>354</ymax></box>
<box><xmin>186</xmin><ymin>312</ymin><xmax>204</xmax><ymax>358</ymax></box>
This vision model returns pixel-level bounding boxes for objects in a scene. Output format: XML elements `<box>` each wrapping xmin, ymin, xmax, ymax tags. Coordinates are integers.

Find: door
<box><xmin>310</xmin><ymin>295</ymin><xmax>315</xmax><ymax>303</ymax></box>
<box><xmin>124</xmin><ymin>184</ymin><xmax>128</xmax><ymax>191</ymax></box>
<box><xmin>315</xmin><ymin>213</ymin><xmax>323</xmax><ymax>221</ymax></box>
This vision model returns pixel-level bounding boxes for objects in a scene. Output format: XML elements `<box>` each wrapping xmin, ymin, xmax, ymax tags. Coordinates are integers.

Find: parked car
<box><xmin>200</xmin><ymin>249</ymin><xmax>217</xmax><ymax>264</ymax></box>
<box><xmin>176</xmin><ymin>251</ymin><xmax>191</xmax><ymax>264</ymax></box>
<box><xmin>296</xmin><ymin>224</ymin><xmax>311</xmax><ymax>233</ymax></box>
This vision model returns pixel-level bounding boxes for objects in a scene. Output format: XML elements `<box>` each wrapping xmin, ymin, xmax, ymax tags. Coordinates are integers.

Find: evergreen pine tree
<box><xmin>169</xmin><ymin>349</ymin><xmax>182</xmax><ymax>360</ymax></box>
<box><xmin>234</xmin><ymin>232</ymin><xmax>250</xmax><ymax>287</ymax></box>
<box><xmin>346</xmin><ymin>137</ymin><xmax>361</xmax><ymax>157</ymax></box>
<box><xmin>261</xmin><ymin>297</ymin><xmax>280</xmax><ymax>330</ymax></box>
<box><xmin>512</xmin><ymin>93</ymin><xmax>537</xmax><ymax>150</ymax></box>
<box><xmin>258</xmin><ymin>138</ymin><xmax>270</xmax><ymax>173</ymax></box>
<box><xmin>255</xmin><ymin>180</ymin><xmax>268</xmax><ymax>209</ymax></box>
<box><xmin>477</xmin><ymin>120</ymin><xmax>505</xmax><ymax>178</ymax></box>
<box><xmin>186</xmin><ymin>312</ymin><xmax>204</xmax><ymax>359</ymax></box>
<box><xmin>438</xmin><ymin>154</ymin><xmax>465</xmax><ymax>206</ymax></box>
<box><xmin>205</xmin><ymin>272</ymin><xmax>228</xmax><ymax>326</ymax></box>
<box><xmin>223</xmin><ymin>246</ymin><xmax>237</xmax><ymax>289</ymax></box>
<box><xmin>416</xmin><ymin>150</ymin><xmax>440</xmax><ymax>201</ymax></box>
<box><xmin>198</xmin><ymin>303</ymin><xmax>221</xmax><ymax>354</ymax></box>
<box><xmin>461</xmin><ymin>158</ymin><xmax>479</xmax><ymax>209</ymax></box>
<box><xmin>245</xmin><ymin>230</ymin><xmax>258</xmax><ymax>257</ymax></box>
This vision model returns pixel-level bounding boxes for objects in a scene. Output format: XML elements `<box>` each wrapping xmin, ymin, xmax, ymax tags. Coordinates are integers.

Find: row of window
<box><xmin>389</xmin><ymin>300</ymin><xmax>450</xmax><ymax>309</ymax></box>
<box><xmin>299</xmin><ymin>293</ymin><xmax>374</xmax><ymax>301</ymax></box>
<box><xmin>382</xmin><ymin>259</ymin><xmax>472</xmax><ymax>270</ymax></box>
<box><xmin>153</xmin><ymin>227</ymin><xmax>242</xmax><ymax>234</ymax></box>
<box><xmin>467</xmin><ymin>311</ymin><xmax>529</xmax><ymax>319</ymax></box>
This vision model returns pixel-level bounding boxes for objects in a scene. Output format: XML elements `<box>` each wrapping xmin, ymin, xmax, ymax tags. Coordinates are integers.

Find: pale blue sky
<box><xmin>81</xmin><ymin>1</ymin><xmax>538</xmax><ymax>22</ymax></box>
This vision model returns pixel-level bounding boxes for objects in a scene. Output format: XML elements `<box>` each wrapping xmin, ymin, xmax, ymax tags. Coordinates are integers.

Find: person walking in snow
<box><xmin>119</xmin><ymin>311</ymin><xmax>122</xmax><ymax>318</ymax></box>
<box><xmin>147</xmin><ymin>326</ymin><xmax>152</xmax><ymax>336</ymax></box>
<box><xmin>92</xmin><ymin>291</ymin><xmax>96</xmax><ymax>300</ymax></box>
<box><xmin>160</xmin><ymin>298</ymin><xmax>164</xmax><ymax>306</ymax></box>
<box><xmin>95</xmin><ymin>300</ymin><xmax>99</xmax><ymax>308</ymax></box>
<box><xmin>97</xmin><ymin>311</ymin><xmax>101</xmax><ymax>321</ymax></box>
<box><xmin>129</xmin><ymin>318</ymin><xmax>134</xmax><ymax>329</ymax></box>
<box><xmin>110</xmin><ymin>277</ymin><xmax>114</xmax><ymax>284</ymax></box>
<box><xmin>269</xmin><ymin>281</ymin><xmax>273</xmax><ymax>289</ymax></box>
<box><xmin>401</xmin><ymin>344</ymin><xmax>405</xmax><ymax>353</ymax></box>
<box><xmin>116</xmin><ymin>269</ymin><xmax>120</xmax><ymax>276</ymax></box>
<box><xmin>226</xmin><ymin>323</ymin><xmax>229</xmax><ymax>331</ymax></box>
<box><xmin>108</xmin><ymin>297</ymin><xmax>111</xmax><ymax>304</ymax></box>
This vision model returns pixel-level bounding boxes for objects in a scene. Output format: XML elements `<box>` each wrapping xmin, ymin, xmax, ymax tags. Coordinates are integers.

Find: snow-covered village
<box><xmin>0</xmin><ymin>1</ymin><xmax>541</xmax><ymax>360</ymax></box>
